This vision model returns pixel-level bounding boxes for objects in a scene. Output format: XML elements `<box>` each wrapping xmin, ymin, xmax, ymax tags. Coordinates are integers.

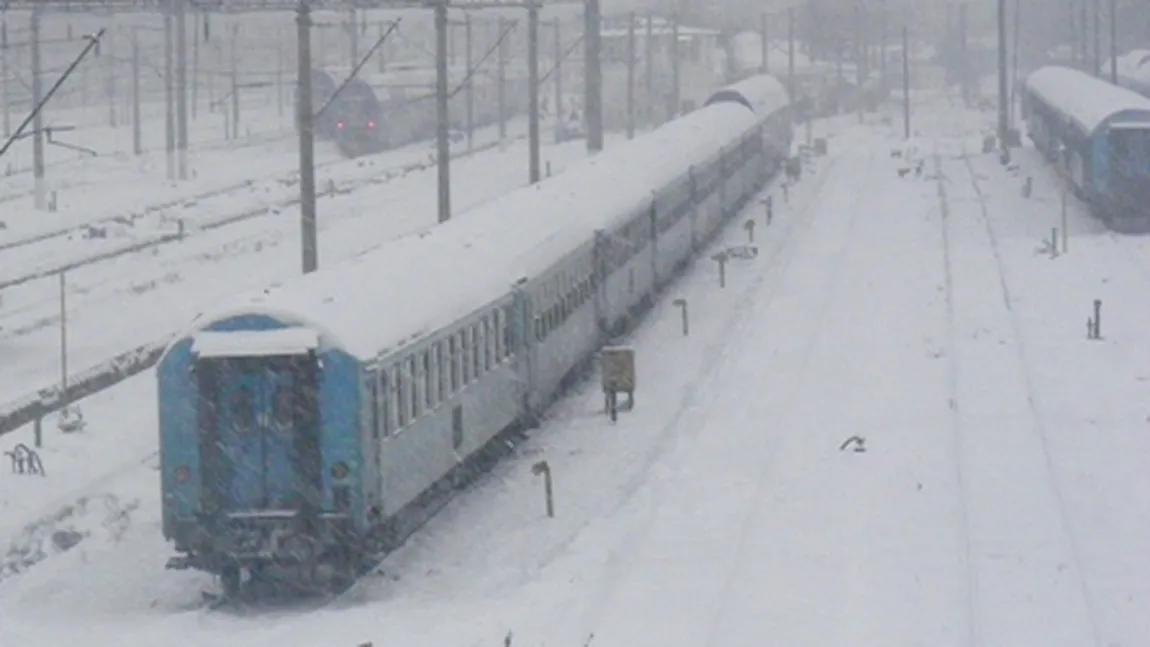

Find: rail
<box><xmin>0</xmin><ymin>338</ymin><xmax>168</xmax><ymax>437</ymax></box>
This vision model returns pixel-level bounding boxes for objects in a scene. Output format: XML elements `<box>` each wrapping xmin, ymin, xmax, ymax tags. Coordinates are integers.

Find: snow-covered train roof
<box><xmin>1025</xmin><ymin>65</ymin><xmax>1150</xmax><ymax>136</ymax></box>
<box><xmin>172</xmin><ymin>78</ymin><xmax>787</xmax><ymax>362</ymax></box>
<box><xmin>704</xmin><ymin>74</ymin><xmax>788</xmax><ymax>115</ymax></box>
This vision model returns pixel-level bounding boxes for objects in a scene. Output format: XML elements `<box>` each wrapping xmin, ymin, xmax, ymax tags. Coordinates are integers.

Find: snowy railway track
<box><xmin>0</xmin><ymin>125</ymin><xmax>302</xmax><ymax>212</ymax></box>
<box><xmin>931</xmin><ymin>147</ymin><xmax>977</xmax><ymax>647</ymax></box>
<box><xmin>0</xmin><ymin>125</ymin><xmax>398</xmax><ymax>255</ymax></box>
<box><xmin>0</xmin><ymin>133</ymin><xmax>525</xmax><ymax>292</ymax></box>
<box><xmin>575</xmin><ymin>155</ymin><xmax>874</xmax><ymax>646</ymax></box>
<box><xmin>934</xmin><ymin>143</ymin><xmax>1104</xmax><ymax>646</ymax></box>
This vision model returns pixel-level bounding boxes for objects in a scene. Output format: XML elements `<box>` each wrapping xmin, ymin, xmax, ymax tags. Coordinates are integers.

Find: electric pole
<box><xmin>497</xmin><ymin>16</ymin><xmax>507</xmax><ymax>141</ymax></box>
<box><xmin>553</xmin><ymin>19</ymin><xmax>562</xmax><ymax>124</ymax></box>
<box><xmin>176</xmin><ymin>0</ymin><xmax>188</xmax><ymax>180</ymax></box>
<box><xmin>787</xmin><ymin>7</ymin><xmax>795</xmax><ymax>104</ymax></box>
<box><xmin>164</xmin><ymin>4</ymin><xmax>175</xmax><ymax>180</ymax></box>
<box><xmin>465</xmin><ymin>13</ymin><xmax>473</xmax><ymax>151</ymax></box>
<box><xmin>958</xmin><ymin>1</ymin><xmax>969</xmax><ymax>105</ymax></box>
<box><xmin>670</xmin><ymin>16</ymin><xmax>679</xmax><ymax>118</ymax></box>
<box><xmin>1092</xmin><ymin>0</ymin><xmax>1100</xmax><ymax>76</ymax></box>
<box><xmin>761</xmin><ymin>12</ymin><xmax>768</xmax><ymax>73</ymax></box>
<box><xmin>643</xmin><ymin>14</ymin><xmax>652</xmax><ymax>126</ymax></box>
<box><xmin>997</xmin><ymin>0</ymin><xmax>1009</xmax><ymax>152</ymax></box>
<box><xmin>626</xmin><ymin>12</ymin><xmax>635</xmax><ymax>138</ymax></box>
<box><xmin>132</xmin><ymin>31</ymin><xmax>141</xmax><ymax>155</ymax></box>
<box><xmin>855</xmin><ymin>3</ymin><xmax>864</xmax><ymax>123</ymax></box>
<box><xmin>435</xmin><ymin>0</ymin><xmax>451</xmax><ymax>222</ymax></box>
<box><xmin>297</xmin><ymin>0</ymin><xmax>318</xmax><ymax>273</ymax></box>
<box><xmin>1109</xmin><ymin>0</ymin><xmax>1117</xmax><ymax>84</ymax></box>
<box><xmin>528</xmin><ymin>1</ymin><xmax>540</xmax><ymax>183</ymax></box>
<box><xmin>2</xmin><ymin>21</ymin><xmax>9</xmax><ymax>138</ymax></box>
<box><xmin>31</xmin><ymin>7</ymin><xmax>44</xmax><ymax>210</ymax></box>
<box><xmin>902</xmin><ymin>26</ymin><xmax>910</xmax><ymax>139</ymax></box>
<box><xmin>1080</xmin><ymin>0</ymin><xmax>1087</xmax><ymax>70</ymax></box>
<box><xmin>585</xmin><ymin>0</ymin><xmax>603</xmax><ymax>152</ymax></box>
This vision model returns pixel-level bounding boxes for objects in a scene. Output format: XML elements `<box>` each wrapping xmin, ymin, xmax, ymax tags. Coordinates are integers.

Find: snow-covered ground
<box><xmin>2</xmin><ymin>95</ymin><xmax>1147</xmax><ymax>646</ymax></box>
<box><xmin>0</xmin><ymin>123</ymin><xmax>620</xmax><ymax>403</ymax></box>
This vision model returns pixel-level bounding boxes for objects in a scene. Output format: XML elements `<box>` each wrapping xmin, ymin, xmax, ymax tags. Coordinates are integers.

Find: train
<box><xmin>1022</xmin><ymin>65</ymin><xmax>1150</xmax><ymax>233</ymax></box>
<box><xmin>157</xmin><ymin>74</ymin><xmax>794</xmax><ymax>598</ymax></box>
<box><xmin>1108</xmin><ymin>49</ymin><xmax>1150</xmax><ymax>98</ymax></box>
<box><xmin>301</xmin><ymin>64</ymin><xmax>531</xmax><ymax>159</ymax></box>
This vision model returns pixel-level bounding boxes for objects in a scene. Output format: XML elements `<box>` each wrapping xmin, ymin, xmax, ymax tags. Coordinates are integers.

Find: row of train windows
<box><xmin>370</xmin><ymin>307</ymin><xmax>513</xmax><ymax>437</ymax></box>
<box><xmin>534</xmin><ymin>273</ymin><xmax>595</xmax><ymax>342</ymax></box>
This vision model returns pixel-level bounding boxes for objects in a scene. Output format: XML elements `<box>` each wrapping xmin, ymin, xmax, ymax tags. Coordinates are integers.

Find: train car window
<box><xmin>386</xmin><ymin>366</ymin><xmax>398</xmax><ymax>435</ymax></box>
<box><xmin>430</xmin><ymin>344</ymin><xmax>442</xmax><ymax>407</ymax></box>
<box><xmin>439</xmin><ymin>341</ymin><xmax>451</xmax><ymax>401</ymax></box>
<box><xmin>503</xmin><ymin>305</ymin><xmax>515</xmax><ymax>358</ymax></box>
<box><xmin>396</xmin><ymin>362</ymin><xmax>409</xmax><ymax>428</ymax></box>
<box><xmin>449</xmin><ymin>335</ymin><xmax>460</xmax><ymax>392</ymax></box>
<box><xmin>462</xmin><ymin>328</ymin><xmax>473</xmax><ymax>384</ymax></box>
<box><xmin>423</xmin><ymin>350</ymin><xmax>433</xmax><ymax>409</ymax></box>
<box><xmin>409</xmin><ymin>356</ymin><xmax>421</xmax><ymax>419</ymax></box>
<box><xmin>374</xmin><ymin>371</ymin><xmax>387</xmax><ymax>439</ymax></box>
<box><xmin>1108</xmin><ymin>127</ymin><xmax>1150</xmax><ymax>174</ymax></box>
<box><xmin>483</xmin><ymin>316</ymin><xmax>494</xmax><ymax>370</ymax></box>
<box><xmin>271</xmin><ymin>380</ymin><xmax>295</xmax><ymax>432</ymax></box>
<box><xmin>369</xmin><ymin>373</ymin><xmax>381</xmax><ymax>440</ymax></box>
<box><xmin>494</xmin><ymin>309</ymin><xmax>506</xmax><ymax>360</ymax></box>
<box><xmin>472</xmin><ymin>324</ymin><xmax>483</xmax><ymax>377</ymax></box>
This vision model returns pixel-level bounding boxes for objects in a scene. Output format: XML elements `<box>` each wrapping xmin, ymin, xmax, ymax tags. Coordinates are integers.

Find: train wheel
<box><xmin>220</xmin><ymin>565</ymin><xmax>241</xmax><ymax>599</ymax></box>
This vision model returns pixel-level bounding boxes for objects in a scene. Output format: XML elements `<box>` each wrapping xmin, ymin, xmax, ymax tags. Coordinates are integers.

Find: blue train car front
<box><xmin>157</xmin><ymin>315</ymin><xmax>366</xmax><ymax>594</ymax></box>
<box><xmin>1098</xmin><ymin>121</ymin><xmax>1150</xmax><ymax>233</ymax></box>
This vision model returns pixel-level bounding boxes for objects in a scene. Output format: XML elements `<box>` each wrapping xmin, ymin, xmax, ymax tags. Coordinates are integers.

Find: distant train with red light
<box><xmin>301</xmin><ymin>64</ymin><xmax>531</xmax><ymax>159</ymax></box>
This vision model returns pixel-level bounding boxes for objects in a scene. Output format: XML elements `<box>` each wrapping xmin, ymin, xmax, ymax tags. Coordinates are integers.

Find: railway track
<box><xmin>0</xmin><ymin>130</ymin><xmax>527</xmax><ymax>291</ymax></box>
<box><xmin>0</xmin><ymin>128</ymin><xmax>303</xmax><ymax>252</ymax></box>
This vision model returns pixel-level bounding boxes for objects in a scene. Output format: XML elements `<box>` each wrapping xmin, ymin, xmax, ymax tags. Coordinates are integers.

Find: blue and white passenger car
<box><xmin>157</xmin><ymin>75</ymin><xmax>793</xmax><ymax>596</ymax></box>
<box><xmin>1023</xmin><ymin>65</ymin><xmax>1150</xmax><ymax>232</ymax></box>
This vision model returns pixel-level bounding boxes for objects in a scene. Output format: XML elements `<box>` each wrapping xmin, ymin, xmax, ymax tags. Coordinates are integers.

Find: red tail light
<box><xmin>337</xmin><ymin>121</ymin><xmax>345</xmax><ymax>130</ymax></box>
<box><xmin>368</xmin><ymin>120</ymin><xmax>377</xmax><ymax>129</ymax></box>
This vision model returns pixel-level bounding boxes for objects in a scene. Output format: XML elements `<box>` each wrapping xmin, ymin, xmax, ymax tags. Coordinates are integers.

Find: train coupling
<box><xmin>166</xmin><ymin>556</ymin><xmax>193</xmax><ymax>571</ymax></box>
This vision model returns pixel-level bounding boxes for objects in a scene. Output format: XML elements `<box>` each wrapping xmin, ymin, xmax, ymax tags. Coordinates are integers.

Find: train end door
<box><xmin>192</xmin><ymin>328</ymin><xmax>322</xmax><ymax>519</ymax></box>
